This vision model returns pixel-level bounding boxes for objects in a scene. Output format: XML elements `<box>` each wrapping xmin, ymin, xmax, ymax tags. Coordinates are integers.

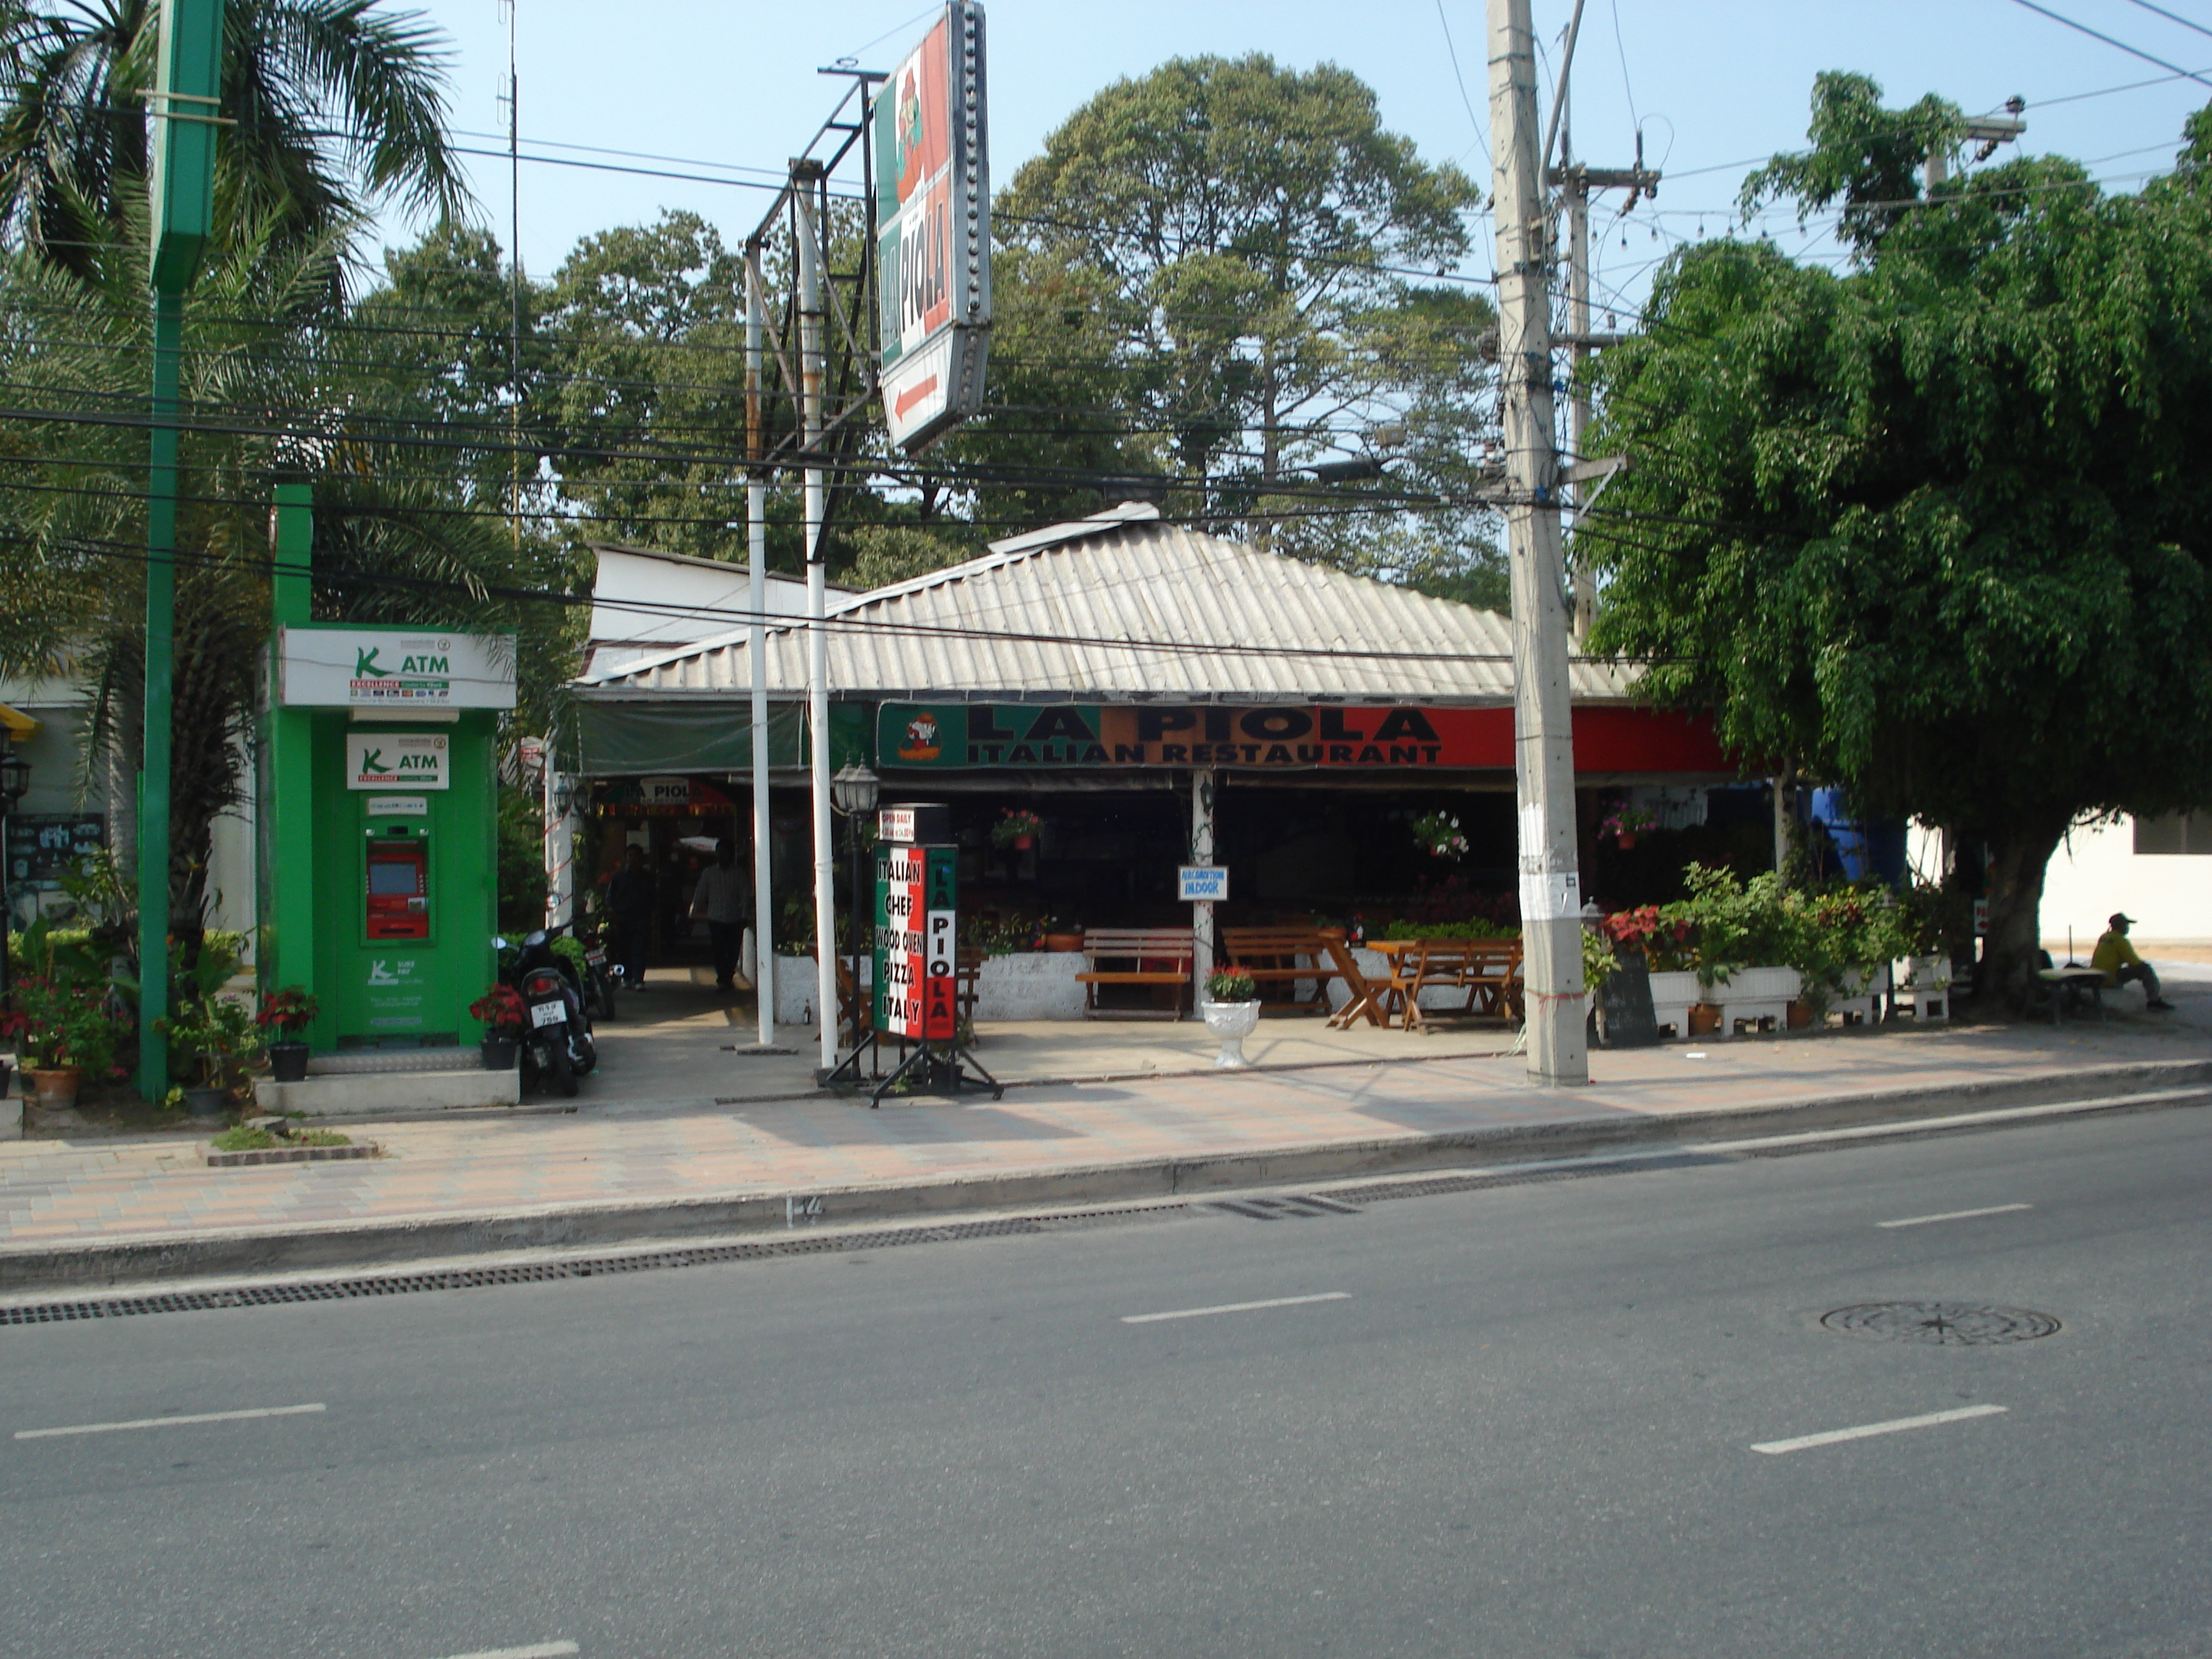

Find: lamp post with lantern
<box><xmin>829</xmin><ymin>764</ymin><xmax>880</xmax><ymax>1048</ymax></box>
<box><xmin>0</xmin><ymin>749</ymin><xmax>28</xmax><ymax>1003</ymax></box>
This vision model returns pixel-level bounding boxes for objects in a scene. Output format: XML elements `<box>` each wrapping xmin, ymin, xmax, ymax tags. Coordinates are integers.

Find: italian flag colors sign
<box><xmin>873</xmin><ymin>843</ymin><xmax>958</xmax><ymax>1040</ymax></box>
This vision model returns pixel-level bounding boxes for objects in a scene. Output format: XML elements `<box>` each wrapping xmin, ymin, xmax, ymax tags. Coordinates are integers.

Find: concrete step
<box><xmin>255</xmin><ymin>1067</ymin><xmax>518</xmax><ymax>1116</ymax></box>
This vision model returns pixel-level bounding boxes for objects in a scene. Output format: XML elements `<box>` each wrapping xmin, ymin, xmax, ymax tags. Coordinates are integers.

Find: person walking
<box><xmin>2091</xmin><ymin>912</ymin><xmax>2174</xmax><ymax>1010</ymax></box>
<box><xmin>604</xmin><ymin>844</ymin><xmax>656</xmax><ymax>992</ymax></box>
<box><xmin>690</xmin><ymin>837</ymin><xmax>752</xmax><ymax>994</ymax></box>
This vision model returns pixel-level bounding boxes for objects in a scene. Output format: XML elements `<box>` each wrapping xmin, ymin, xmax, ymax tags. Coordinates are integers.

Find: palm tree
<box><xmin>0</xmin><ymin>0</ymin><xmax>469</xmax><ymax>281</ymax></box>
<box><xmin>0</xmin><ymin>201</ymin><xmax>559</xmax><ymax>953</ymax></box>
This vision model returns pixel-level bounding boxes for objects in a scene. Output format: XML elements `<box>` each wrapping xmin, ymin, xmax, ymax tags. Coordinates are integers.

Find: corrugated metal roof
<box><xmin>578</xmin><ymin>513</ymin><xmax>1637</xmax><ymax>705</ymax></box>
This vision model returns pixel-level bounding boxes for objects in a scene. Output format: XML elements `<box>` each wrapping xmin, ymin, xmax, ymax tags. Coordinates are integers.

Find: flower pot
<box><xmin>480</xmin><ymin>1035</ymin><xmax>518</xmax><ymax>1071</ymax></box>
<box><xmin>1616</xmin><ymin>832</ymin><xmax>1637</xmax><ymax>850</ymax></box>
<box><xmin>1044</xmin><ymin>932</ymin><xmax>1084</xmax><ymax>953</ymax></box>
<box><xmin>1012</xmin><ymin>833</ymin><xmax>1034</xmax><ymax>850</ymax></box>
<box><xmin>1785</xmin><ymin>999</ymin><xmax>1814</xmax><ymax>1030</ymax></box>
<box><xmin>1201</xmin><ymin>999</ymin><xmax>1262</xmax><ymax>1069</ymax></box>
<box><xmin>24</xmin><ymin>1067</ymin><xmax>81</xmax><ymax>1110</ymax></box>
<box><xmin>1686</xmin><ymin>1004</ymin><xmax>1723</xmax><ymax>1037</ymax></box>
<box><xmin>183</xmin><ymin>1085</ymin><xmax>228</xmax><ymax>1120</ymax></box>
<box><xmin>268</xmin><ymin>1040</ymin><xmax>310</xmax><ymax>1083</ymax></box>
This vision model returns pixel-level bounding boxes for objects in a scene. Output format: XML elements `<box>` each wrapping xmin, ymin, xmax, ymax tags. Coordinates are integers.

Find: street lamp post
<box><xmin>0</xmin><ymin>750</ymin><xmax>28</xmax><ymax>1004</ymax></box>
<box><xmin>829</xmin><ymin>764</ymin><xmax>881</xmax><ymax>1048</ymax></box>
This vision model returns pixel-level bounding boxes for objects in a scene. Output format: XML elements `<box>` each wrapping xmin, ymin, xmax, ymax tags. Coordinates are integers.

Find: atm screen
<box><xmin>367</xmin><ymin>861</ymin><xmax>418</xmax><ymax>896</ymax></box>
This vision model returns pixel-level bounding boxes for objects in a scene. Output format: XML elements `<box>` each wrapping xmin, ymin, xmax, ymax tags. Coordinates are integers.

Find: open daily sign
<box><xmin>346</xmin><ymin>732</ymin><xmax>449</xmax><ymax>791</ymax></box>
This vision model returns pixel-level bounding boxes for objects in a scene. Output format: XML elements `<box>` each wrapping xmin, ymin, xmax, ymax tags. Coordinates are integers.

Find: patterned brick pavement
<box><xmin>5</xmin><ymin>1004</ymin><xmax>2208</xmax><ymax>1251</ymax></box>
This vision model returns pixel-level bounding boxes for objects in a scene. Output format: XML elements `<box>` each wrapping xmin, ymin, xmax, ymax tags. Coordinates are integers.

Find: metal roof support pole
<box><xmin>745</xmin><ymin>245</ymin><xmax>775</xmax><ymax>1051</ymax></box>
<box><xmin>1191</xmin><ymin>769</ymin><xmax>1217</xmax><ymax>994</ymax></box>
<box><xmin>1490</xmin><ymin>0</ymin><xmax>1588</xmax><ymax>1086</ymax></box>
<box><xmin>796</xmin><ymin>167</ymin><xmax>839</xmax><ymax>1078</ymax></box>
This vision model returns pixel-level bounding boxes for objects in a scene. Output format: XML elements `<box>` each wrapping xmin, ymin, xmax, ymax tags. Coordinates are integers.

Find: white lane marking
<box><xmin>14</xmin><ymin>1403</ymin><xmax>325</xmax><ymax>1441</ymax></box>
<box><xmin>434</xmin><ymin>1645</ymin><xmax>578</xmax><ymax>1659</ymax></box>
<box><xmin>1122</xmin><ymin>1291</ymin><xmax>1350</xmax><ymax>1324</ymax></box>
<box><xmin>1752</xmin><ymin>1403</ymin><xmax>2006</xmax><ymax>1455</ymax></box>
<box><xmin>1878</xmin><ymin>1202</ymin><xmax>2033</xmax><ymax>1229</ymax></box>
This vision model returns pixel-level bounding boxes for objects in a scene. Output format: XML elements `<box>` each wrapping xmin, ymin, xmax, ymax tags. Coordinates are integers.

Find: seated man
<box><xmin>2091</xmin><ymin>912</ymin><xmax>2174</xmax><ymax>1010</ymax></box>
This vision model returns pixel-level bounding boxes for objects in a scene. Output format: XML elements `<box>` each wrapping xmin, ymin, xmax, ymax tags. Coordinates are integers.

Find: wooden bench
<box><xmin>1219</xmin><ymin>927</ymin><xmax>1343</xmax><ymax>1015</ymax></box>
<box><xmin>1078</xmin><ymin>928</ymin><xmax>1195</xmax><ymax>1020</ymax></box>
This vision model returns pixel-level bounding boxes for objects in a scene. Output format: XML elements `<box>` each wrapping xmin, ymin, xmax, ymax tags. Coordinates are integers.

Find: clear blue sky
<box><xmin>390</xmin><ymin>0</ymin><xmax>2212</xmax><ymax>312</ymax></box>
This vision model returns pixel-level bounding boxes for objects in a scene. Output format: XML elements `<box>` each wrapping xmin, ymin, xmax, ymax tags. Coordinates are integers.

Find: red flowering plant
<box><xmin>1601</xmin><ymin>906</ymin><xmax>1697</xmax><ymax>974</ymax></box>
<box><xmin>255</xmin><ymin>987</ymin><xmax>318</xmax><ymax>1038</ymax></box>
<box><xmin>469</xmin><ymin>984</ymin><xmax>528</xmax><ymax>1038</ymax></box>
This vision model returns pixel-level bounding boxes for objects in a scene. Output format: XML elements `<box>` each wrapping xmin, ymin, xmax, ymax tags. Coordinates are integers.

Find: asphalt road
<box><xmin>2</xmin><ymin>1103</ymin><xmax>2208</xmax><ymax>1659</ymax></box>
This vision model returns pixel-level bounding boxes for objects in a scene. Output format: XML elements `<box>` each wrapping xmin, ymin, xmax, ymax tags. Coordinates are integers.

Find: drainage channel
<box><xmin>0</xmin><ymin>1142</ymin><xmax>1795</xmax><ymax>1326</ymax></box>
<box><xmin>0</xmin><ymin>1205</ymin><xmax>1190</xmax><ymax>1326</ymax></box>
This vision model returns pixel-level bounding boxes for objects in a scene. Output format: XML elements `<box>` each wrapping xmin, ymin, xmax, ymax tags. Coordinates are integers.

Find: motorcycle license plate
<box><xmin>585</xmin><ymin>948</ymin><xmax>606</xmax><ymax>966</ymax></box>
<box><xmin>530</xmin><ymin>999</ymin><xmax>567</xmax><ymax>1029</ymax></box>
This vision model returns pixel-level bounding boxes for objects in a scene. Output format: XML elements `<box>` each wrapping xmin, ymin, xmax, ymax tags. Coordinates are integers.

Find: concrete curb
<box><xmin>4</xmin><ymin>1056</ymin><xmax>2209</xmax><ymax>1292</ymax></box>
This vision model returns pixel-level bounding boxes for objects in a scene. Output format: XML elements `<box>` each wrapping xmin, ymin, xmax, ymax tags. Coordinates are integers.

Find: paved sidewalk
<box><xmin>5</xmin><ymin>964</ymin><xmax>2211</xmax><ymax>1291</ymax></box>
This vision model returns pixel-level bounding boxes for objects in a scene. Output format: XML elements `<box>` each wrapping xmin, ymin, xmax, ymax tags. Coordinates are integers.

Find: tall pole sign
<box><xmin>872</xmin><ymin>2</ymin><xmax>990</xmax><ymax>452</ymax></box>
<box><xmin>138</xmin><ymin>0</ymin><xmax>224</xmax><ymax>1094</ymax></box>
<box><xmin>1488</xmin><ymin>0</ymin><xmax>1589</xmax><ymax>1085</ymax></box>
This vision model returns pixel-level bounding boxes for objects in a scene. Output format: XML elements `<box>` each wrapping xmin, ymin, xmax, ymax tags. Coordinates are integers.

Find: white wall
<box><xmin>2041</xmin><ymin>815</ymin><xmax>2212</xmax><ymax>947</ymax></box>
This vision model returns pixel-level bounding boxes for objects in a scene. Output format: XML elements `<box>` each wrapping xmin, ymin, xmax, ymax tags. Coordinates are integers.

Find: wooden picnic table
<box><xmin>1218</xmin><ymin>927</ymin><xmax>1362</xmax><ymax>1016</ymax></box>
<box><xmin>1364</xmin><ymin>937</ymin><xmax>1524</xmax><ymax>1031</ymax></box>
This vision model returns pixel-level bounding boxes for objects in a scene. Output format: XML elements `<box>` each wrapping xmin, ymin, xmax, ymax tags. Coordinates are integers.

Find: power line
<box><xmin>2006</xmin><ymin>0</ymin><xmax>2212</xmax><ymax>89</ymax></box>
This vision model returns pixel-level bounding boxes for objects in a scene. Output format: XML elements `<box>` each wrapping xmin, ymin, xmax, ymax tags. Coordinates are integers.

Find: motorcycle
<box><xmin>573</xmin><ymin>913</ymin><xmax>620</xmax><ymax>1022</ymax></box>
<box><xmin>500</xmin><ymin>927</ymin><xmax>598</xmax><ymax>1097</ymax></box>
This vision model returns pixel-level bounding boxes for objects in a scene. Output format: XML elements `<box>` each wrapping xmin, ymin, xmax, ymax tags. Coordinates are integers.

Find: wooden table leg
<box><xmin>1323</xmin><ymin>938</ymin><xmax>1384</xmax><ymax>1028</ymax></box>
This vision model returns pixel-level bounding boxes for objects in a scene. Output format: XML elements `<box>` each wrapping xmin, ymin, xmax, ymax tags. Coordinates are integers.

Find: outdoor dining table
<box><xmin>1360</xmin><ymin>937</ymin><xmax>1525</xmax><ymax>1032</ymax></box>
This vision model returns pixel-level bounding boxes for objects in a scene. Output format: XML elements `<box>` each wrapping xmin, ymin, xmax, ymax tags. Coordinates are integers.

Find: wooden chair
<box><xmin>1381</xmin><ymin>938</ymin><xmax>1524</xmax><ymax>1030</ymax></box>
<box><xmin>1077</xmin><ymin>928</ymin><xmax>1195</xmax><ymax>1020</ymax></box>
<box><xmin>1219</xmin><ymin>927</ymin><xmax>1341</xmax><ymax>1014</ymax></box>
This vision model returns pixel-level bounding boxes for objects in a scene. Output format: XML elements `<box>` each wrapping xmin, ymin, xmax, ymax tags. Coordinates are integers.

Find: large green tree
<box><xmin>1587</xmin><ymin>75</ymin><xmax>2212</xmax><ymax>999</ymax></box>
<box><xmin>986</xmin><ymin>54</ymin><xmax>1501</xmax><ymax>597</ymax></box>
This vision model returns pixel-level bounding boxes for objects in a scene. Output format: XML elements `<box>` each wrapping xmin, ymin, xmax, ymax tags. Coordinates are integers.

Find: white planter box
<box><xmin>779</xmin><ymin>951</ymin><xmax>1092</xmax><ymax>1027</ymax></box>
<box><xmin>1890</xmin><ymin>954</ymin><xmax>1951</xmax><ymax>1021</ymax></box>
<box><xmin>1646</xmin><ymin>969</ymin><xmax>1707</xmax><ymax>1038</ymax></box>
<box><xmin>1830</xmin><ymin>964</ymin><xmax>1892</xmax><ymax>1025</ymax></box>
<box><xmin>1717</xmin><ymin>965</ymin><xmax>1800</xmax><ymax>1034</ymax></box>
<box><xmin>977</xmin><ymin>951</ymin><xmax>1088</xmax><ymax>1020</ymax></box>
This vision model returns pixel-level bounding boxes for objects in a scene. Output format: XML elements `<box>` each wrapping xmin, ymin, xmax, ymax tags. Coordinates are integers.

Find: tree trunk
<box><xmin>1979</xmin><ymin>814</ymin><xmax>2071</xmax><ymax>1009</ymax></box>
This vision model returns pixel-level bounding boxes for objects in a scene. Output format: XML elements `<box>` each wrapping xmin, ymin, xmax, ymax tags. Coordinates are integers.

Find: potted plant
<box><xmin>1410</xmin><ymin>811</ymin><xmax>1470</xmax><ymax>859</ymax></box>
<box><xmin>3</xmin><ymin>975</ymin><xmax>122</xmax><ymax>1110</ymax></box>
<box><xmin>992</xmin><ymin>808</ymin><xmax>1044</xmax><ymax>851</ymax></box>
<box><xmin>1043</xmin><ymin>922</ymin><xmax>1084</xmax><ymax>953</ymax></box>
<box><xmin>1201</xmin><ymin>965</ymin><xmax>1262</xmax><ymax>1069</ymax></box>
<box><xmin>470</xmin><ymin>984</ymin><xmax>526</xmax><ymax>1070</ymax></box>
<box><xmin>256</xmin><ymin>986</ymin><xmax>318</xmax><ymax>1081</ymax></box>
<box><xmin>1599</xmin><ymin>800</ymin><xmax>1658</xmax><ymax>850</ymax></box>
<box><xmin>158</xmin><ymin>994</ymin><xmax>264</xmax><ymax>1118</ymax></box>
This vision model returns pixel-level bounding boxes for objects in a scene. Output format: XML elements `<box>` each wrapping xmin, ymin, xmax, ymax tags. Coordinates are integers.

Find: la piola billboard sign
<box><xmin>873</xmin><ymin>2</ymin><xmax>989</xmax><ymax>453</ymax></box>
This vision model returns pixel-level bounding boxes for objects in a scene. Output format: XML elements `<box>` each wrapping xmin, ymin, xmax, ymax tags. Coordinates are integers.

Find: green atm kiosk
<box><xmin>259</xmin><ymin>625</ymin><xmax>515</xmax><ymax>1054</ymax></box>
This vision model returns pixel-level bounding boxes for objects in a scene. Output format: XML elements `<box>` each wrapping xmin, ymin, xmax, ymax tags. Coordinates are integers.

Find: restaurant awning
<box><xmin>0</xmin><ymin>701</ymin><xmax>39</xmax><ymax>739</ymax></box>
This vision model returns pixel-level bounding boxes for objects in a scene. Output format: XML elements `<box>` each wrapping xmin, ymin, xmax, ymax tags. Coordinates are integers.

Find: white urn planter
<box><xmin>1202</xmin><ymin>999</ymin><xmax>1262</xmax><ymax>1068</ymax></box>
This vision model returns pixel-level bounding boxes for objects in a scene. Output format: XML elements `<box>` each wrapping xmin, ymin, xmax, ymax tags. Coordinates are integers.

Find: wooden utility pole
<box><xmin>1488</xmin><ymin>0</ymin><xmax>1587</xmax><ymax>1085</ymax></box>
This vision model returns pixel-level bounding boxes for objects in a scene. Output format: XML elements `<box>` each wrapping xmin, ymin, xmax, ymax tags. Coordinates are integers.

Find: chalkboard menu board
<box><xmin>5</xmin><ymin>814</ymin><xmax>107</xmax><ymax>893</ymax></box>
<box><xmin>1595</xmin><ymin>953</ymin><xmax>1661</xmax><ymax>1048</ymax></box>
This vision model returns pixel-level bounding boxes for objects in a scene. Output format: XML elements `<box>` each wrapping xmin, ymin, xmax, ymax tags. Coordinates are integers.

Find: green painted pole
<box><xmin>137</xmin><ymin>290</ymin><xmax>182</xmax><ymax>1092</ymax></box>
<box><xmin>136</xmin><ymin>0</ymin><xmax>222</xmax><ymax>1096</ymax></box>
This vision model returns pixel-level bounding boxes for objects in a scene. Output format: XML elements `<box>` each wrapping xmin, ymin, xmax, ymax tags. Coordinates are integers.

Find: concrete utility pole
<box><xmin>745</xmin><ymin>246</ymin><xmax>775</xmax><ymax>1051</ymax></box>
<box><xmin>795</xmin><ymin>164</ymin><xmax>838</xmax><ymax>1077</ymax></box>
<box><xmin>1488</xmin><ymin>0</ymin><xmax>1587</xmax><ymax>1086</ymax></box>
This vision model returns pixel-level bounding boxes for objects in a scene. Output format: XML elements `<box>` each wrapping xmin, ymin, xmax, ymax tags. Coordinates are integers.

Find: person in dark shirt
<box><xmin>604</xmin><ymin>844</ymin><xmax>657</xmax><ymax>991</ymax></box>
